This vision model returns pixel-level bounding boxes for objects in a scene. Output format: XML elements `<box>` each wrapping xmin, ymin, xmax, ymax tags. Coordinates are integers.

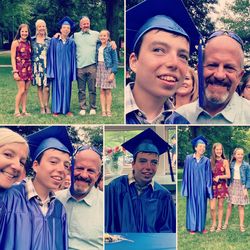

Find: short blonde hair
<box><xmin>0</xmin><ymin>128</ymin><xmax>29</xmax><ymax>152</ymax></box>
<box><xmin>35</xmin><ymin>19</ymin><xmax>48</xmax><ymax>37</ymax></box>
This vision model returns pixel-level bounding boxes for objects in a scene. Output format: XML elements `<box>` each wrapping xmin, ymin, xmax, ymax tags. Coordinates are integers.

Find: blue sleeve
<box><xmin>206</xmin><ymin>159</ymin><xmax>213</xmax><ymax>199</ymax></box>
<box><xmin>47</xmin><ymin>38</ymin><xmax>56</xmax><ymax>78</ymax></box>
<box><xmin>181</xmin><ymin>156</ymin><xmax>189</xmax><ymax>197</ymax></box>
<box><xmin>71</xmin><ymin>40</ymin><xmax>77</xmax><ymax>81</ymax></box>
<box><xmin>111</xmin><ymin>48</ymin><xmax>118</xmax><ymax>74</ymax></box>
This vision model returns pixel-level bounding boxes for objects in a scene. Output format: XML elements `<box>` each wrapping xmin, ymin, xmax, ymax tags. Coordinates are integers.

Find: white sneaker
<box><xmin>79</xmin><ymin>110</ymin><xmax>86</xmax><ymax>116</ymax></box>
<box><xmin>89</xmin><ymin>109</ymin><xmax>96</xmax><ymax>115</ymax></box>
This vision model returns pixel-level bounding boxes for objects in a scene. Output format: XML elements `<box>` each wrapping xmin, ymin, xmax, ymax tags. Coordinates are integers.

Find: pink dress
<box><xmin>212</xmin><ymin>159</ymin><xmax>228</xmax><ymax>198</ymax></box>
<box><xmin>16</xmin><ymin>40</ymin><xmax>32</xmax><ymax>81</ymax></box>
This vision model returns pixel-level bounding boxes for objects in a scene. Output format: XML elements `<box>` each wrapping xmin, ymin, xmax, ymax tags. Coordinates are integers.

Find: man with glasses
<box><xmin>174</xmin><ymin>30</ymin><xmax>250</xmax><ymax>124</ymax></box>
<box><xmin>56</xmin><ymin>145</ymin><xmax>103</xmax><ymax>250</ymax></box>
<box><xmin>105</xmin><ymin>128</ymin><xmax>176</xmax><ymax>233</ymax></box>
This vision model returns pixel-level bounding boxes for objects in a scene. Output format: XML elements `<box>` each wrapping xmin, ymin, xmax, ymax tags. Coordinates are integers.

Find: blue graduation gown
<box><xmin>47</xmin><ymin>37</ymin><xmax>76</xmax><ymax>114</ymax></box>
<box><xmin>105</xmin><ymin>175</ymin><xmax>176</xmax><ymax>233</ymax></box>
<box><xmin>0</xmin><ymin>183</ymin><xmax>68</xmax><ymax>250</ymax></box>
<box><xmin>181</xmin><ymin>154</ymin><xmax>213</xmax><ymax>232</ymax></box>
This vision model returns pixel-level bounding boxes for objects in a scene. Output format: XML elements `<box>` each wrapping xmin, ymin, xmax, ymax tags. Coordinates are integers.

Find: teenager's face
<box><xmin>176</xmin><ymin>71</ymin><xmax>193</xmax><ymax>96</ymax></box>
<box><xmin>132</xmin><ymin>152</ymin><xmax>159</xmax><ymax>186</ymax></box>
<box><xmin>130</xmin><ymin>30</ymin><xmax>189</xmax><ymax>98</ymax></box>
<box><xmin>195</xmin><ymin>143</ymin><xmax>206</xmax><ymax>156</ymax></box>
<box><xmin>203</xmin><ymin>36</ymin><xmax>244</xmax><ymax>108</ymax></box>
<box><xmin>235</xmin><ymin>149</ymin><xmax>244</xmax><ymax>162</ymax></box>
<box><xmin>73</xmin><ymin>149</ymin><xmax>101</xmax><ymax>198</ymax></box>
<box><xmin>214</xmin><ymin>144</ymin><xmax>223</xmax><ymax>158</ymax></box>
<box><xmin>33</xmin><ymin>149</ymin><xmax>71</xmax><ymax>191</ymax></box>
<box><xmin>99</xmin><ymin>31</ymin><xmax>109</xmax><ymax>44</ymax></box>
<box><xmin>60</xmin><ymin>24</ymin><xmax>70</xmax><ymax>37</ymax></box>
<box><xmin>0</xmin><ymin>143</ymin><xmax>28</xmax><ymax>189</ymax></box>
<box><xmin>20</xmin><ymin>26</ymin><xmax>29</xmax><ymax>40</ymax></box>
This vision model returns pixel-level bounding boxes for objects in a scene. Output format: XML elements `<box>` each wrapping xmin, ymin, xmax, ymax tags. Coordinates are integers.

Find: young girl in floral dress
<box><xmin>222</xmin><ymin>148</ymin><xmax>250</xmax><ymax>232</ymax></box>
<box><xmin>209</xmin><ymin>143</ymin><xmax>230</xmax><ymax>232</ymax></box>
<box><xmin>11</xmin><ymin>24</ymin><xmax>32</xmax><ymax>117</ymax></box>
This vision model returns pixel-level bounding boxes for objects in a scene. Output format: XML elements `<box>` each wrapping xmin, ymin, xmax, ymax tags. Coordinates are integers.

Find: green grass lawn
<box><xmin>177</xmin><ymin>180</ymin><xmax>250</xmax><ymax>250</ymax></box>
<box><xmin>0</xmin><ymin>52</ymin><xmax>11</xmax><ymax>65</ymax></box>
<box><xmin>0</xmin><ymin>66</ymin><xmax>124</xmax><ymax>124</ymax></box>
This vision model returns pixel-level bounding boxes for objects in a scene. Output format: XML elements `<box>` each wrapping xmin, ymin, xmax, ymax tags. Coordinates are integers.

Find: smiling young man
<box><xmin>47</xmin><ymin>16</ymin><xmax>76</xmax><ymax>117</ymax></box>
<box><xmin>126</xmin><ymin>0</ymin><xmax>201</xmax><ymax>124</ymax></box>
<box><xmin>105</xmin><ymin>128</ymin><xmax>176</xmax><ymax>233</ymax></box>
<box><xmin>175</xmin><ymin>31</ymin><xmax>250</xmax><ymax>124</ymax></box>
<box><xmin>0</xmin><ymin>126</ymin><xmax>74</xmax><ymax>250</ymax></box>
<box><xmin>56</xmin><ymin>145</ymin><xmax>103</xmax><ymax>250</ymax></box>
<box><xmin>181</xmin><ymin>136</ymin><xmax>213</xmax><ymax>234</ymax></box>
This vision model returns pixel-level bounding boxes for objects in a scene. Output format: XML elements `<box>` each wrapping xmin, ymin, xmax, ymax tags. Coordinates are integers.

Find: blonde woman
<box><xmin>0</xmin><ymin>128</ymin><xmax>28</xmax><ymax>190</ymax></box>
<box><xmin>174</xmin><ymin>67</ymin><xmax>198</xmax><ymax>109</ymax></box>
<box><xmin>31</xmin><ymin>19</ymin><xmax>51</xmax><ymax>114</ymax></box>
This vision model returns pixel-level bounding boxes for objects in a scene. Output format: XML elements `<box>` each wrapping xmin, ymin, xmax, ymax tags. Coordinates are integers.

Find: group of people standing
<box><xmin>11</xmin><ymin>16</ymin><xmax>118</xmax><ymax>118</ymax></box>
<box><xmin>182</xmin><ymin>136</ymin><xmax>250</xmax><ymax>234</ymax></box>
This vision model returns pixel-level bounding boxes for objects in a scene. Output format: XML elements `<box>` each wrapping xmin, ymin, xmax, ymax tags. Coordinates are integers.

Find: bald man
<box><xmin>56</xmin><ymin>146</ymin><xmax>103</xmax><ymax>250</ymax></box>
<box><xmin>175</xmin><ymin>31</ymin><xmax>250</xmax><ymax>124</ymax></box>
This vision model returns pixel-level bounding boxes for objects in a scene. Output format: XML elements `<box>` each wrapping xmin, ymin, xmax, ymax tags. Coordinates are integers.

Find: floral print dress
<box><xmin>16</xmin><ymin>40</ymin><xmax>32</xmax><ymax>81</ymax></box>
<box><xmin>31</xmin><ymin>37</ymin><xmax>51</xmax><ymax>86</ymax></box>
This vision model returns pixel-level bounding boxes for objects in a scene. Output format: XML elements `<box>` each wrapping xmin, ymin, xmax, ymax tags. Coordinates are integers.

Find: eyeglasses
<box><xmin>207</xmin><ymin>30</ymin><xmax>244</xmax><ymax>50</ymax></box>
<box><xmin>73</xmin><ymin>144</ymin><xmax>102</xmax><ymax>158</ymax></box>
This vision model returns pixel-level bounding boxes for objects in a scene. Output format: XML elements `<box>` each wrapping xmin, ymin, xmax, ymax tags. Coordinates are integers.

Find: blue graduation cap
<box><xmin>122</xmin><ymin>128</ymin><xmax>171</xmax><ymax>157</ymax></box>
<box><xmin>122</xmin><ymin>128</ymin><xmax>175</xmax><ymax>182</ymax></box>
<box><xmin>191</xmin><ymin>135</ymin><xmax>208</xmax><ymax>147</ymax></box>
<box><xmin>126</xmin><ymin>0</ymin><xmax>205</xmax><ymax>107</ymax></box>
<box><xmin>27</xmin><ymin>126</ymin><xmax>74</xmax><ymax>162</ymax></box>
<box><xmin>57</xmin><ymin>16</ymin><xmax>75</xmax><ymax>29</ymax></box>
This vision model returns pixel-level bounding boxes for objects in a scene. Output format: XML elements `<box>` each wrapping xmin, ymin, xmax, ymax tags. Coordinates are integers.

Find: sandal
<box><xmin>22</xmin><ymin>112</ymin><xmax>31</xmax><ymax>117</ymax></box>
<box><xmin>222</xmin><ymin>224</ymin><xmax>228</xmax><ymax>230</ymax></box>
<box><xmin>14</xmin><ymin>112</ymin><xmax>22</xmax><ymax>118</ymax></box>
<box><xmin>210</xmin><ymin>225</ymin><xmax>216</xmax><ymax>232</ymax></box>
<box><xmin>107</xmin><ymin>111</ymin><xmax>112</xmax><ymax>117</ymax></box>
<box><xmin>102</xmin><ymin>111</ymin><xmax>107</xmax><ymax>116</ymax></box>
<box><xmin>40</xmin><ymin>107</ymin><xmax>46</xmax><ymax>114</ymax></box>
<box><xmin>216</xmin><ymin>226</ymin><xmax>222</xmax><ymax>232</ymax></box>
<box><xmin>240</xmin><ymin>225</ymin><xmax>246</xmax><ymax>233</ymax></box>
<box><xmin>45</xmin><ymin>106</ymin><xmax>51</xmax><ymax>114</ymax></box>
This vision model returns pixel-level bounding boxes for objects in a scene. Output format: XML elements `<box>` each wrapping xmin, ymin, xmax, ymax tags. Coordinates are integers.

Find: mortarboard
<box><xmin>122</xmin><ymin>128</ymin><xmax>175</xmax><ymax>182</ymax></box>
<box><xmin>191</xmin><ymin>135</ymin><xmax>208</xmax><ymax>147</ymax></box>
<box><xmin>122</xmin><ymin>128</ymin><xmax>171</xmax><ymax>157</ymax></box>
<box><xmin>57</xmin><ymin>16</ymin><xmax>75</xmax><ymax>29</ymax></box>
<box><xmin>126</xmin><ymin>0</ymin><xmax>205</xmax><ymax>107</ymax></box>
<box><xmin>27</xmin><ymin>126</ymin><xmax>74</xmax><ymax>162</ymax></box>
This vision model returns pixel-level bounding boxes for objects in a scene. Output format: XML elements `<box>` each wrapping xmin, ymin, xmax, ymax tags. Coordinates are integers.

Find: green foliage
<box><xmin>178</xmin><ymin>126</ymin><xmax>250</xmax><ymax>168</ymax></box>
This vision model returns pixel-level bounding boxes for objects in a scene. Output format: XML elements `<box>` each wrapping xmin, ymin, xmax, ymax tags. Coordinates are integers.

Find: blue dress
<box><xmin>181</xmin><ymin>154</ymin><xmax>213</xmax><ymax>232</ymax></box>
<box><xmin>105</xmin><ymin>175</ymin><xmax>176</xmax><ymax>233</ymax></box>
<box><xmin>0</xmin><ymin>183</ymin><xmax>68</xmax><ymax>250</ymax></box>
<box><xmin>47</xmin><ymin>37</ymin><xmax>76</xmax><ymax>114</ymax></box>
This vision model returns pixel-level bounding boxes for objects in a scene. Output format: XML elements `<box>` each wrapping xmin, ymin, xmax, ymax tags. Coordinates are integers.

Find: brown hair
<box><xmin>14</xmin><ymin>24</ymin><xmax>31</xmax><ymax>42</ymax></box>
<box><xmin>210</xmin><ymin>143</ymin><xmax>227</xmax><ymax>170</ymax></box>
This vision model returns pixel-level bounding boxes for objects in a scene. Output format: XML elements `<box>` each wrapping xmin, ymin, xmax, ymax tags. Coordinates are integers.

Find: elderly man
<box><xmin>105</xmin><ymin>128</ymin><xmax>176</xmax><ymax>233</ymax></box>
<box><xmin>174</xmin><ymin>30</ymin><xmax>250</xmax><ymax>124</ymax></box>
<box><xmin>56</xmin><ymin>145</ymin><xmax>103</xmax><ymax>250</ymax></box>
